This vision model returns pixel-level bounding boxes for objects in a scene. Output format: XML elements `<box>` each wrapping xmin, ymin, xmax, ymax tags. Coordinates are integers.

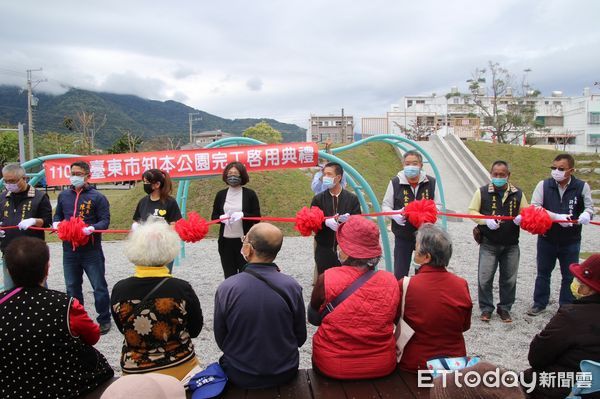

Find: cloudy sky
<box><xmin>1</xmin><ymin>0</ymin><xmax>598</xmax><ymax>128</ymax></box>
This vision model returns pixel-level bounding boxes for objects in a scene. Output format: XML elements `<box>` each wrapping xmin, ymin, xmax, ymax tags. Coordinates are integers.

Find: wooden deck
<box><xmin>217</xmin><ymin>367</ymin><xmax>430</xmax><ymax>399</ymax></box>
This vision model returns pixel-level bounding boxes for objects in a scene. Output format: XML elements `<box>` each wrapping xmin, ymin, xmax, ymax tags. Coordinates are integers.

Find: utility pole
<box><xmin>341</xmin><ymin>108</ymin><xmax>345</xmax><ymax>143</ymax></box>
<box><xmin>188</xmin><ymin>112</ymin><xmax>201</xmax><ymax>145</ymax></box>
<box><xmin>26</xmin><ymin>68</ymin><xmax>45</xmax><ymax>160</ymax></box>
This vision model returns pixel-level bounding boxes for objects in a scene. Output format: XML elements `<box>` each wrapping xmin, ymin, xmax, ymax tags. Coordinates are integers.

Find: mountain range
<box><xmin>0</xmin><ymin>85</ymin><xmax>307</xmax><ymax>147</ymax></box>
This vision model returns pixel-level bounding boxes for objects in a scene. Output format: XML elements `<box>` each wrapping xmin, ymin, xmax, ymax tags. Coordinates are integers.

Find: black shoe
<box><xmin>527</xmin><ymin>306</ymin><xmax>544</xmax><ymax>316</ymax></box>
<box><xmin>100</xmin><ymin>323</ymin><xmax>111</xmax><ymax>335</ymax></box>
<box><xmin>496</xmin><ymin>308</ymin><xmax>512</xmax><ymax>323</ymax></box>
<box><xmin>480</xmin><ymin>311</ymin><xmax>492</xmax><ymax>322</ymax></box>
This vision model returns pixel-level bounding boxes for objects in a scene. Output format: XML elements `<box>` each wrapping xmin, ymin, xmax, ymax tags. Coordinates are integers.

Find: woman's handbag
<box><xmin>394</xmin><ymin>277</ymin><xmax>415</xmax><ymax>362</ymax></box>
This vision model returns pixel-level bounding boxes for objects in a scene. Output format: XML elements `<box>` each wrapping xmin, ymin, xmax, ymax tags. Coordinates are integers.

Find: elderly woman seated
<box><xmin>398</xmin><ymin>223</ymin><xmax>472</xmax><ymax>373</ymax></box>
<box><xmin>523</xmin><ymin>254</ymin><xmax>600</xmax><ymax>399</ymax></box>
<box><xmin>308</xmin><ymin>215</ymin><xmax>400</xmax><ymax>379</ymax></box>
<box><xmin>110</xmin><ymin>219</ymin><xmax>203</xmax><ymax>380</ymax></box>
<box><xmin>0</xmin><ymin>237</ymin><xmax>113</xmax><ymax>398</ymax></box>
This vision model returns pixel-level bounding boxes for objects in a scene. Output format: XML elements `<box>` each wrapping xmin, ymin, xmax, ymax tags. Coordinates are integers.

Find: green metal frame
<box><xmin>0</xmin><ymin>136</ymin><xmax>447</xmax><ymax>273</ymax></box>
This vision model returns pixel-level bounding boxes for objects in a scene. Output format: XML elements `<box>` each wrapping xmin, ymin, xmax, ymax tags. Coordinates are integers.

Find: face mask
<box><xmin>70</xmin><ymin>175</ymin><xmax>85</xmax><ymax>188</ymax></box>
<box><xmin>5</xmin><ymin>183</ymin><xmax>21</xmax><ymax>193</ymax></box>
<box><xmin>551</xmin><ymin>169</ymin><xmax>566</xmax><ymax>182</ymax></box>
<box><xmin>404</xmin><ymin>166</ymin><xmax>420</xmax><ymax>179</ymax></box>
<box><xmin>143</xmin><ymin>183</ymin><xmax>153</xmax><ymax>195</ymax></box>
<box><xmin>570</xmin><ymin>278</ymin><xmax>584</xmax><ymax>300</ymax></box>
<box><xmin>227</xmin><ymin>176</ymin><xmax>242</xmax><ymax>186</ymax></box>
<box><xmin>322</xmin><ymin>176</ymin><xmax>335</xmax><ymax>189</ymax></box>
<box><xmin>491</xmin><ymin>177</ymin><xmax>507</xmax><ymax>188</ymax></box>
<box><xmin>240</xmin><ymin>246</ymin><xmax>249</xmax><ymax>262</ymax></box>
<box><xmin>337</xmin><ymin>250</ymin><xmax>347</xmax><ymax>265</ymax></box>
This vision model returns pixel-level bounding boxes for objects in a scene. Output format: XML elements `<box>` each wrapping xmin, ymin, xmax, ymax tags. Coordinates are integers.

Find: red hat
<box><xmin>570</xmin><ymin>254</ymin><xmax>600</xmax><ymax>293</ymax></box>
<box><xmin>336</xmin><ymin>215</ymin><xmax>382</xmax><ymax>258</ymax></box>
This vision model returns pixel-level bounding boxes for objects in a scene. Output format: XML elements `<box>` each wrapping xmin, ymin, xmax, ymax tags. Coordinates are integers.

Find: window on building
<box><xmin>588</xmin><ymin>134</ymin><xmax>600</xmax><ymax>145</ymax></box>
<box><xmin>416</xmin><ymin>100</ymin><xmax>425</xmax><ymax>104</ymax></box>
<box><xmin>407</xmin><ymin>100</ymin><xmax>413</xmax><ymax>107</ymax></box>
<box><xmin>588</xmin><ymin>112</ymin><xmax>600</xmax><ymax>124</ymax></box>
<box><xmin>453</xmin><ymin>98</ymin><xmax>460</xmax><ymax>104</ymax></box>
<box><xmin>553</xmin><ymin>101</ymin><xmax>562</xmax><ymax>105</ymax></box>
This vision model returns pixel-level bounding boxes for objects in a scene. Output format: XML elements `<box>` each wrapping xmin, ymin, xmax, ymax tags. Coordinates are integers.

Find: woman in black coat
<box><xmin>211</xmin><ymin>162</ymin><xmax>261</xmax><ymax>278</ymax></box>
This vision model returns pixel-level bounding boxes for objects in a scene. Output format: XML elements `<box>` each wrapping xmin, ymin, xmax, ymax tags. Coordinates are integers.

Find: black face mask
<box><xmin>226</xmin><ymin>176</ymin><xmax>242</xmax><ymax>186</ymax></box>
<box><xmin>143</xmin><ymin>183</ymin><xmax>153</xmax><ymax>194</ymax></box>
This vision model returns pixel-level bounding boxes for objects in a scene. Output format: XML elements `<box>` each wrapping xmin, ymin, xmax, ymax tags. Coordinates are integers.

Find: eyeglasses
<box><xmin>240</xmin><ymin>235</ymin><xmax>253</xmax><ymax>246</ymax></box>
<box><xmin>549</xmin><ymin>167</ymin><xmax>570</xmax><ymax>172</ymax></box>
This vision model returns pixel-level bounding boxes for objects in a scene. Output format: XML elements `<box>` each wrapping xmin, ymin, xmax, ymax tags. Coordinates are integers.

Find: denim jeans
<box><xmin>394</xmin><ymin>236</ymin><xmax>415</xmax><ymax>279</ymax></box>
<box><xmin>533</xmin><ymin>237</ymin><xmax>580</xmax><ymax>309</ymax></box>
<box><xmin>477</xmin><ymin>240</ymin><xmax>520</xmax><ymax>313</ymax></box>
<box><xmin>63</xmin><ymin>248</ymin><xmax>111</xmax><ymax>324</ymax></box>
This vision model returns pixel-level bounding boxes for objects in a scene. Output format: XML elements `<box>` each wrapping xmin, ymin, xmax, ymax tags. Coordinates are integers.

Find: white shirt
<box><xmin>223</xmin><ymin>186</ymin><xmax>244</xmax><ymax>238</ymax></box>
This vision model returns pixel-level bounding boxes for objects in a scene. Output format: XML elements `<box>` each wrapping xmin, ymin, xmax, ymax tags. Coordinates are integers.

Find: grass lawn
<box><xmin>45</xmin><ymin>142</ymin><xmax>402</xmax><ymax>239</ymax></box>
<box><xmin>465</xmin><ymin>141</ymin><xmax>600</xmax><ymax>199</ymax></box>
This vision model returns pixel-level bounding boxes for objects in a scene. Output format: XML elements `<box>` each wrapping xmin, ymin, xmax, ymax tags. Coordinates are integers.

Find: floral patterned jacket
<box><xmin>110</xmin><ymin>276</ymin><xmax>203</xmax><ymax>373</ymax></box>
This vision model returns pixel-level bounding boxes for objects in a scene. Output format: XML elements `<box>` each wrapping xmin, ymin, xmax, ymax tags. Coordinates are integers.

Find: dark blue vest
<box><xmin>542</xmin><ymin>177</ymin><xmax>585</xmax><ymax>244</ymax></box>
<box><xmin>478</xmin><ymin>185</ymin><xmax>522</xmax><ymax>246</ymax></box>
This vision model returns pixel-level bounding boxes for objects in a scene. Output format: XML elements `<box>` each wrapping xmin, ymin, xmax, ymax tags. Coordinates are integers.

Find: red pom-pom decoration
<box><xmin>174</xmin><ymin>212</ymin><xmax>209</xmax><ymax>243</ymax></box>
<box><xmin>519</xmin><ymin>205</ymin><xmax>552</xmax><ymax>235</ymax></box>
<box><xmin>403</xmin><ymin>199</ymin><xmax>438</xmax><ymax>228</ymax></box>
<box><xmin>57</xmin><ymin>217</ymin><xmax>90</xmax><ymax>250</ymax></box>
<box><xmin>294</xmin><ymin>206</ymin><xmax>325</xmax><ymax>236</ymax></box>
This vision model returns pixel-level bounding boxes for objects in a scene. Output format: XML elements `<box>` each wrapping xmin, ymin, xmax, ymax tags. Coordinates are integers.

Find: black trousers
<box><xmin>314</xmin><ymin>242</ymin><xmax>340</xmax><ymax>275</ymax></box>
<box><xmin>218</xmin><ymin>237</ymin><xmax>246</xmax><ymax>279</ymax></box>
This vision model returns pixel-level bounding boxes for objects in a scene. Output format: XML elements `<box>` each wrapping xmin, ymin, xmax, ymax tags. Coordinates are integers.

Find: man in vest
<box><xmin>528</xmin><ymin>153</ymin><xmax>594</xmax><ymax>316</ymax></box>
<box><xmin>382</xmin><ymin>150</ymin><xmax>436</xmax><ymax>279</ymax></box>
<box><xmin>1</xmin><ymin>163</ymin><xmax>53</xmax><ymax>290</ymax></box>
<box><xmin>468</xmin><ymin>160</ymin><xmax>528</xmax><ymax>323</ymax></box>
<box><xmin>311</xmin><ymin>162</ymin><xmax>361</xmax><ymax>275</ymax></box>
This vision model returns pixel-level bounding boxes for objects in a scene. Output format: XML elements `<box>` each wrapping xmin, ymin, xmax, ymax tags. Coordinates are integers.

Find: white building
<box><xmin>308</xmin><ymin>114</ymin><xmax>354</xmax><ymax>143</ymax></box>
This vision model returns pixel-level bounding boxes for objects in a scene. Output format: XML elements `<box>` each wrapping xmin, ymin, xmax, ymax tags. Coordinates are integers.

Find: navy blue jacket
<box><xmin>541</xmin><ymin>177</ymin><xmax>585</xmax><ymax>244</ymax></box>
<box><xmin>213</xmin><ymin>263</ymin><xmax>307</xmax><ymax>381</ymax></box>
<box><xmin>54</xmin><ymin>185</ymin><xmax>110</xmax><ymax>251</ymax></box>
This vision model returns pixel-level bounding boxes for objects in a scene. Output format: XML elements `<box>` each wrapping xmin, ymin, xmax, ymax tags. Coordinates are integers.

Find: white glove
<box><xmin>0</xmin><ymin>222</ymin><xmax>4</xmax><ymax>238</ymax></box>
<box><xmin>229</xmin><ymin>211</ymin><xmax>244</xmax><ymax>224</ymax></box>
<box><xmin>131</xmin><ymin>222</ymin><xmax>140</xmax><ymax>231</ymax></box>
<box><xmin>337</xmin><ymin>213</ymin><xmax>350</xmax><ymax>223</ymax></box>
<box><xmin>325</xmin><ymin>218</ymin><xmax>339</xmax><ymax>231</ymax></box>
<box><xmin>82</xmin><ymin>226</ymin><xmax>95</xmax><ymax>235</ymax></box>
<box><xmin>486</xmin><ymin>218</ymin><xmax>500</xmax><ymax>230</ymax></box>
<box><xmin>17</xmin><ymin>218</ymin><xmax>37</xmax><ymax>230</ymax></box>
<box><xmin>219</xmin><ymin>213</ymin><xmax>229</xmax><ymax>224</ymax></box>
<box><xmin>552</xmin><ymin>213</ymin><xmax>573</xmax><ymax>228</ymax></box>
<box><xmin>52</xmin><ymin>221</ymin><xmax>60</xmax><ymax>230</ymax></box>
<box><xmin>578</xmin><ymin>212</ymin><xmax>591</xmax><ymax>225</ymax></box>
<box><xmin>513</xmin><ymin>215</ymin><xmax>522</xmax><ymax>226</ymax></box>
<box><xmin>391</xmin><ymin>214</ymin><xmax>406</xmax><ymax>226</ymax></box>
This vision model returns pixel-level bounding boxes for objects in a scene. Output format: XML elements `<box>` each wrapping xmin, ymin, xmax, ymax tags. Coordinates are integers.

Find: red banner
<box><xmin>43</xmin><ymin>142</ymin><xmax>319</xmax><ymax>185</ymax></box>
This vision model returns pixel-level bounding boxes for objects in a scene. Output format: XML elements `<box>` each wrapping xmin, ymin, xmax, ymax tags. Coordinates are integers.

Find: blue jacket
<box><xmin>54</xmin><ymin>185</ymin><xmax>110</xmax><ymax>251</ymax></box>
<box><xmin>542</xmin><ymin>177</ymin><xmax>585</xmax><ymax>244</ymax></box>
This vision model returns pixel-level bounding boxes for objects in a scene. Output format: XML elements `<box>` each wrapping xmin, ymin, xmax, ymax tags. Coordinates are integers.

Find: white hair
<box><xmin>125</xmin><ymin>219</ymin><xmax>180</xmax><ymax>266</ymax></box>
<box><xmin>2</xmin><ymin>163</ymin><xmax>26</xmax><ymax>178</ymax></box>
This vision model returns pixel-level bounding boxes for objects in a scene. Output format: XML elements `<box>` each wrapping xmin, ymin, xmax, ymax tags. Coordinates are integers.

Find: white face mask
<box><xmin>5</xmin><ymin>183</ymin><xmax>21</xmax><ymax>193</ymax></box>
<box><xmin>551</xmin><ymin>169</ymin><xmax>566</xmax><ymax>182</ymax></box>
<box><xmin>240</xmin><ymin>246</ymin><xmax>248</xmax><ymax>262</ymax></box>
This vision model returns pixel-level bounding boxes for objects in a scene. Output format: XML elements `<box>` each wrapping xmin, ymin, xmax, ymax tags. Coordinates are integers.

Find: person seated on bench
<box><xmin>0</xmin><ymin>237</ymin><xmax>114</xmax><ymax>398</ymax></box>
<box><xmin>214</xmin><ymin>223</ymin><xmax>307</xmax><ymax>389</ymax></box>
<box><xmin>523</xmin><ymin>254</ymin><xmax>600</xmax><ymax>399</ymax></box>
<box><xmin>398</xmin><ymin>224</ymin><xmax>472</xmax><ymax>373</ymax></box>
<box><xmin>110</xmin><ymin>219</ymin><xmax>203</xmax><ymax>380</ymax></box>
<box><xmin>309</xmin><ymin>215</ymin><xmax>400</xmax><ymax>379</ymax></box>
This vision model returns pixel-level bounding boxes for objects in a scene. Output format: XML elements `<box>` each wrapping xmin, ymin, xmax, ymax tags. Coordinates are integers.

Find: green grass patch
<box><xmin>465</xmin><ymin>141</ymin><xmax>600</xmax><ymax>198</ymax></box>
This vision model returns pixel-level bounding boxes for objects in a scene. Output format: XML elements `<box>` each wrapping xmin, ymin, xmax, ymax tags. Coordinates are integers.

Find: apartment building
<box><xmin>309</xmin><ymin>114</ymin><xmax>354</xmax><ymax>143</ymax></box>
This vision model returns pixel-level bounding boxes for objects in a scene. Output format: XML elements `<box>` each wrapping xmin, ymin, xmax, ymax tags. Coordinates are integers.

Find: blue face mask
<box><xmin>322</xmin><ymin>176</ymin><xmax>335</xmax><ymax>189</ymax></box>
<box><xmin>404</xmin><ymin>165</ymin><xmax>420</xmax><ymax>179</ymax></box>
<box><xmin>70</xmin><ymin>175</ymin><xmax>85</xmax><ymax>188</ymax></box>
<box><xmin>491</xmin><ymin>177</ymin><xmax>507</xmax><ymax>188</ymax></box>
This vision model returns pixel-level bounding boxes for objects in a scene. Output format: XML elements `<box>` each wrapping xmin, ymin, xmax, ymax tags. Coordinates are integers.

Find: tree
<box><xmin>107</xmin><ymin>130</ymin><xmax>143</xmax><ymax>154</ymax></box>
<box><xmin>394</xmin><ymin>120</ymin><xmax>433</xmax><ymax>141</ymax></box>
<box><xmin>462</xmin><ymin>61</ymin><xmax>542</xmax><ymax>144</ymax></box>
<box><xmin>35</xmin><ymin>132</ymin><xmax>85</xmax><ymax>156</ymax></box>
<box><xmin>63</xmin><ymin>110</ymin><xmax>107</xmax><ymax>154</ymax></box>
<box><xmin>141</xmin><ymin>135</ymin><xmax>183</xmax><ymax>151</ymax></box>
<box><xmin>242</xmin><ymin>121</ymin><xmax>282</xmax><ymax>144</ymax></box>
<box><xmin>0</xmin><ymin>131</ymin><xmax>19</xmax><ymax>166</ymax></box>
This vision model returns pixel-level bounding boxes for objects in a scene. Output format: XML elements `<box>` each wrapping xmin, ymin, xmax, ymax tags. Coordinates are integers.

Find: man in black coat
<box><xmin>310</xmin><ymin>162</ymin><xmax>361</xmax><ymax>275</ymax></box>
<box><xmin>524</xmin><ymin>254</ymin><xmax>600</xmax><ymax>399</ymax></box>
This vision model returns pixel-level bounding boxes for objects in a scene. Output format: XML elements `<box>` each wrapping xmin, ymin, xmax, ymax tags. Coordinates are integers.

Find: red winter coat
<box><xmin>312</xmin><ymin>266</ymin><xmax>400</xmax><ymax>379</ymax></box>
<box><xmin>398</xmin><ymin>265</ymin><xmax>472</xmax><ymax>372</ymax></box>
